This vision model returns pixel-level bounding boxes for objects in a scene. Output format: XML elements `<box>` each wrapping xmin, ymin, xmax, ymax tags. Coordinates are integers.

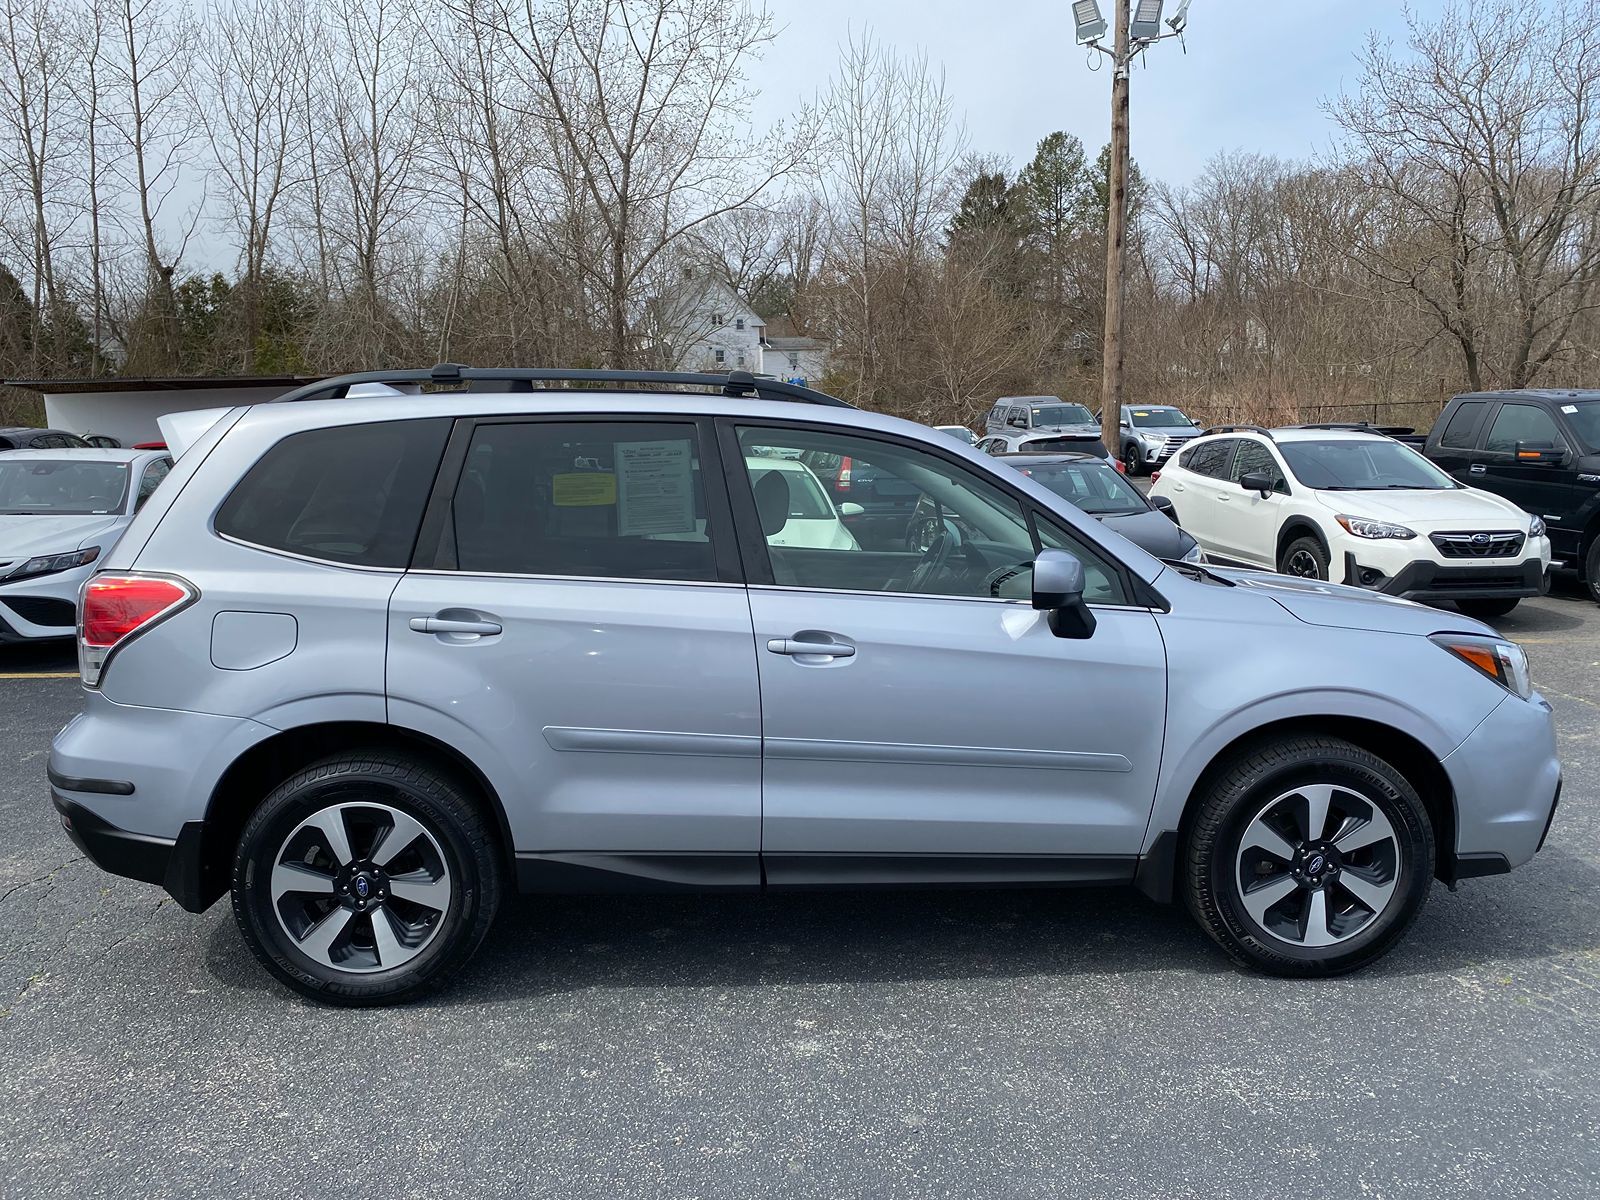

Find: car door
<box><xmin>721</xmin><ymin>420</ymin><xmax>1167</xmax><ymax>883</ymax></box>
<box><xmin>1478</xmin><ymin>402</ymin><xmax>1576</xmax><ymax>525</ymax></box>
<box><xmin>1430</xmin><ymin>400</ymin><xmax>1490</xmax><ymax>483</ymax></box>
<box><xmin>1164</xmin><ymin>438</ymin><xmax>1238</xmax><ymax>557</ymax></box>
<box><xmin>387</xmin><ymin>415</ymin><xmax>763</xmax><ymax>888</ymax></box>
<box><xmin>1212</xmin><ymin>439</ymin><xmax>1290</xmax><ymax>566</ymax></box>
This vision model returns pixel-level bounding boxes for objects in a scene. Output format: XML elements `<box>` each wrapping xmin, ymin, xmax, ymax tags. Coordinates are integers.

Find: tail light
<box><xmin>1114</xmin><ymin>458</ymin><xmax>1127</xmax><ymax>474</ymax></box>
<box><xmin>834</xmin><ymin>456</ymin><xmax>853</xmax><ymax>493</ymax></box>
<box><xmin>79</xmin><ymin>574</ymin><xmax>196</xmax><ymax>687</ymax></box>
<box><xmin>1150</xmin><ymin>470</ymin><xmax>1161</xmax><ymax>483</ymax></box>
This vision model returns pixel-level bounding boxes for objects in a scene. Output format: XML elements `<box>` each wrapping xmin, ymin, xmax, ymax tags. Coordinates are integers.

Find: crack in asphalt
<box><xmin>0</xmin><ymin>855</ymin><xmax>85</xmax><ymax>907</ymax></box>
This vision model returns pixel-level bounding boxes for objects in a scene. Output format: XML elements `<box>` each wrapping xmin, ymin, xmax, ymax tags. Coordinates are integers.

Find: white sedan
<box><xmin>0</xmin><ymin>448</ymin><xmax>173</xmax><ymax>643</ymax></box>
<box><xmin>1149</xmin><ymin>426</ymin><xmax>1551</xmax><ymax>618</ymax></box>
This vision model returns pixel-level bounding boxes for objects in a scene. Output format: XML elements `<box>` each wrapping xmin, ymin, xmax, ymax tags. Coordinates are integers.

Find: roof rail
<box><xmin>1285</xmin><ymin>421</ymin><xmax>1418</xmax><ymax>437</ymax></box>
<box><xmin>268</xmin><ymin>364</ymin><xmax>853</xmax><ymax>408</ymax></box>
<box><xmin>1201</xmin><ymin>424</ymin><xmax>1274</xmax><ymax>439</ymax></box>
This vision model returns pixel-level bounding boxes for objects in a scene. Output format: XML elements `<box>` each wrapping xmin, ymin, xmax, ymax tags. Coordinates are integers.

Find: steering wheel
<box><xmin>907</xmin><ymin>519</ymin><xmax>963</xmax><ymax>592</ymax></box>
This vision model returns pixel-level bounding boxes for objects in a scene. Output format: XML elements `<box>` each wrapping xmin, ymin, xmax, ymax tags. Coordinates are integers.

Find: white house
<box><xmin>762</xmin><ymin>335</ymin><xmax>829</xmax><ymax>386</ymax></box>
<box><xmin>660</xmin><ymin>276</ymin><xmax>768</xmax><ymax>373</ymax></box>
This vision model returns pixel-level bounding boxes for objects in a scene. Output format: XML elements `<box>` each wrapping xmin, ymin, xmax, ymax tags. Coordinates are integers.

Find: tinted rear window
<box><xmin>215</xmin><ymin>418</ymin><xmax>450</xmax><ymax>566</ymax></box>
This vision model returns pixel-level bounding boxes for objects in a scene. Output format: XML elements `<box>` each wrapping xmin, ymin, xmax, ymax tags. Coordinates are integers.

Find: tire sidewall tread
<box><xmin>230</xmin><ymin>751</ymin><xmax>502</xmax><ymax>1006</ymax></box>
<box><xmin>1183</xmin><ymin>735</ymin><xmax>1435</xmax><ymax>977</ymax></box>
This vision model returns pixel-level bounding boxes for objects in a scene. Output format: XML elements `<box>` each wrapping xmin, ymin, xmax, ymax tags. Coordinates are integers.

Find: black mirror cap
<box><xmin>1150</xmin><ymin>494</ymin><xmax>1178</xmax><ymax>521</ymax></box>
<box><xmin>1047</xmin><ymin>604</ymin><xmax>1097</xmax><ymax>639</ymax></box>
<box><xmin>1514</xmin><ymin>440</ymin><xmax>1566</xmax><ymax>465</ymax></box>
<box><xmin>1239</xmin><ymin>470</ymin><xmax>1273</xmax><ymax>494</ymax></box>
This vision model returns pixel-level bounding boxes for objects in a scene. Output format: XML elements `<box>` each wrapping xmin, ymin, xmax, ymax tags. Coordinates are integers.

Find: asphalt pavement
<box><xmin>1</xmin><ymin>590</ymin><xmax>1597</xmax><ymax>1199</ymax></box>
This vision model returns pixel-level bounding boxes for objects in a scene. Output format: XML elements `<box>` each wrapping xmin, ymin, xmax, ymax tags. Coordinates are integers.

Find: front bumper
<box><xmin>1343</xmin><ymin>552</ymin><xmax>1549</xmax><ymax>602</ymax></box>
<box><xmin>1442</xmin><ymin>692</ymin><xmax>1562</xmax><ymax>874</ymax></box>
<box><xmin>0</xmin><ymin>561</ymin><xmax>95</xmax><ymax>642</ymax></box>
<box><xmin>1136</xmin><ymin>437</ymin><xmax>1198</xmax><ymax>464</ymax></box>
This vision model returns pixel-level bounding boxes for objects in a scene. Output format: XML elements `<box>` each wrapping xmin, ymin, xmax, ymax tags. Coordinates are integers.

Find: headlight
<box><xmin>6</xmin><ymin>546</ymin><xmax>100</xmax><ymax>582</ymax></box>
<box><xmin>1530</xmin><ymin>516</ymin><xmax>1546</xmax><ymax>538</ymax></box>
<box><xmin>1182</xmin><ymin>541</ymin><xmax>1205</xmax><ymax>563</ymax></box>
<box><xmin>1335</xmin><ymin>515</ymin><xmax>1416</xmax><ymax>540</ymax></box>
<box><xmin>1430</xmin><ymin>634</ymin><xmax>1533</xmax><ymax>699</ymax></box>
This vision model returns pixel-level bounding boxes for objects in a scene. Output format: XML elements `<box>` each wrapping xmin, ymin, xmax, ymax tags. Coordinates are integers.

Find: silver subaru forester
<box><xmin>49</xmin><ymin>367</ymin><xmax>1562</xmax><ymax>1004</ymax></box>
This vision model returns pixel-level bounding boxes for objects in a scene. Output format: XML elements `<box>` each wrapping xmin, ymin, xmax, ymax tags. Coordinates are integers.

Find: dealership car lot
<box><xmin>0</xmin><ymin>588</ymin><xmax>1596</xmax><ymax>1197</ymax></box>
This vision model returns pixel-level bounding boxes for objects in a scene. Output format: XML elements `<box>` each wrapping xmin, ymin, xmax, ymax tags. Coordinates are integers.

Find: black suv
<box><xmin>1422</xmin><ymin>390</ymin><xmax>1600</xmax><ymax>600</ymax></box>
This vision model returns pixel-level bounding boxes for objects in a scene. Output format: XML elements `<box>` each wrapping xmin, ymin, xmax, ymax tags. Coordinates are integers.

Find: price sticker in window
<box><xmin>552</xmin><ymin>472</ymin><xmax>617</xmax><ymax>506</ymax></box>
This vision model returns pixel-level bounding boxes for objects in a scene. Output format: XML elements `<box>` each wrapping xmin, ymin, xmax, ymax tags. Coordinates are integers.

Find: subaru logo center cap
<box><xmin>1471</xmin><ymin>533</ymin><xmax>1491</xmax><ymax>545</ymax></box>
<box><xmin>354</xmin><ymin>875</ymin><xmax>371</xmax><ymax>899</ymax></box>
<box><xmin>1305</xmin><ymin>854</ymin><xmax>1327</xmax><ymax>876</ymax></box>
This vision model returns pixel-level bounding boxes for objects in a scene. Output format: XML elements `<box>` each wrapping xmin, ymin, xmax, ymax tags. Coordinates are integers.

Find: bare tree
<box><xmin>0</xmin><ymin>0</ymin><xmax>79</xmax><ymax>365</ymax></box>
<box><xmin>191</xmin><ymin>0</ymin><xmax>305</xmax><ymax>370</ymax></box>
<box><xmin>1333</xmin><ymin>0</ymin><xmax>1600</xmax><ymax>389</ymax></box>
<box><xmin>102</xmin><ymin>0</ymin><xmax>199</xmax><ymax>370</ymax></box>
<box><xmin>476</xmin><ymin>0</ymin><xmax>813</xmax><ymax>366</ymax></box>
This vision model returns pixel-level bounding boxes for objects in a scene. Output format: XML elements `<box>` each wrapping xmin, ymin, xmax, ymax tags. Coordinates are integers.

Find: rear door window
<box><xmin>1438</xmin><ymin>401</ymin><xmax>1487</xmax><ymax>449</ymax></box>
<box><xmin>1181</xmin><ymin>438</ymin><xmax>1237</xmax><ymax>479</ymax></box>
<box><xmin>215</xmin><ymin>418</ymin><xmax>451</xmax><ymax>567</ymax></box>
<box><xmin>444</xmin><ymin>420</ymin><xmax>722</xmax><ymax>582</ymax></box>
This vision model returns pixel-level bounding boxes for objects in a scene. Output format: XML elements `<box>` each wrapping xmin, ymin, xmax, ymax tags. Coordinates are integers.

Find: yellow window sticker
<box><xmin>552</xmin><ymin>472</ymin><xmax>617</xmax><ymax>506</ymax></box>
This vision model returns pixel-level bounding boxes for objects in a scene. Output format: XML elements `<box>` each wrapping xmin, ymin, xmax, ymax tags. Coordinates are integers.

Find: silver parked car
<box><xmin>50</xmin><ymin>367</ymin><xmax>1562</xmax><ymax>1004</ymax></box>
<box><xmin>0</xmin><ymin>449</ymin><xmax>172</xmax><ymax>644</ymax></box>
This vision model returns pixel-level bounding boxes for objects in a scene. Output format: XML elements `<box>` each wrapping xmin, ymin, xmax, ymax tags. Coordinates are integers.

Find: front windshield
<box><xmin>1130</xmin><ymin>408</ymin><xmax>1194</xmax><ymax>429</ymax></box>
<box><xmin>0</xmin><ymin>460</ymin><xmax>130</xmax><ymax>514</ymax></box>
<box><xmin>1279</xmin><ymin>439</ymin><xmax>1457</xmax><ymax>490</ymax></box>
<box><xmin>1031</xmin><ymin>404</ymin><xmax>1094</xmax><ymax>426</ymax></box>
<box><xmin>1565</xmin><ymin>401</ymin><xmax>1600</xmax><ymax>452</ymax></box>
<box><xmin>1017</xmin><ymin>461</ymin><xmax>1146</xmax><ymax>515</ymax></box>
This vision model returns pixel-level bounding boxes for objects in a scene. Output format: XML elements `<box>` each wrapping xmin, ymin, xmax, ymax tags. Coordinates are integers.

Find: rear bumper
<box><xmin>51</xmin><ymin>792</ymin><xmax>217</xmax><ymax>911</ymax></box>
<box><xmin>1344</xmin><ymin>552</ymin><xmax>1548</xmax><ymax>602</ymax></box>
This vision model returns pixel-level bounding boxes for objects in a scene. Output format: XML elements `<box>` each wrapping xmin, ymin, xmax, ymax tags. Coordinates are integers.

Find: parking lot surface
<box><xmin>1</xmin><ymin>590</ymin><xmax>1597</xmax><ymax>1198</ymax></box>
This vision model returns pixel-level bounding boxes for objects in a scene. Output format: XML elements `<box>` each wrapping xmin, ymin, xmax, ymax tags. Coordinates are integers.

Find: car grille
<box><xmin>1430</xmin><ymin>531</ymin><xmax>1525</xmax><ymax>559</ymax></box>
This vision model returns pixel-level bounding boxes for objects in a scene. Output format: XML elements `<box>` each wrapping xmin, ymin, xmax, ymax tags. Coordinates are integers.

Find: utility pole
<box><xmin>1072</xmin><ymin>0</ymin><xmax>1191</xmax><ymax>460</ymax></box>
<box><xmin>1101</xmin><ymin>0</ymin><xmax>1131</xmax><ymax>458</ymax></box>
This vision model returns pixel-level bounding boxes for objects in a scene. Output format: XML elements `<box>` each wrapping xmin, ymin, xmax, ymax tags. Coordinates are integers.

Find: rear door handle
<box><xmin>767</xmin><ymin>636</ymin><xmax>855</xmax><ymax>658</ymax></box>
<box><xmin>1470</xmin><ymin>464</ymin><xmax>1486</xmax><ymax>474</ymax></box>
<box><xmin>409</xmin><ymin>616</ymin><xmax>503</xmax><ymax>636</ymax></box>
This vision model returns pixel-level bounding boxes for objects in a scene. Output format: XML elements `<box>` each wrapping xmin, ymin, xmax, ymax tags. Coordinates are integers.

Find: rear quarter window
<box><xmin>214</xmin><ymin>418</ymin><xmax>451</xmax><ymax>567</ymax></box>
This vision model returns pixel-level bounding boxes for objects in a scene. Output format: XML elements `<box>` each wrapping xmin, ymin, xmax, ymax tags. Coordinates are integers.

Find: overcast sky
<box><xmin>752</xmin><ymin>0</ymin><xmax>1433</xmax><ymax>185</ymax></box>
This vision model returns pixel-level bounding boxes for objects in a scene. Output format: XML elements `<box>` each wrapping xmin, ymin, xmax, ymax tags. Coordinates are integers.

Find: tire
<box><xmin>1183</xmin><ymin>736</ymin><xmax>1434</xmax><ymax>976</ymax></box>
<box><xmin>1123</xmin><ymin>443</ymin><xmax>1144</xmax><ymax>476</ymax></box>
<box><xmin>231</xmin><ymin>752</ymin><xmax>502</xmax><ymax>1005</ymax></box>
<box><xmin>1278</xmin><ymin>535</ymin><xmax>1329</xmax><ymax>581</ymax></box>
<box><xmin>1586</xmin><ymin>536</ymin><xmax>1600</xmax><ymax>605</ymax></box>
<box><xmin>1456</xmin><ymin>597</ymin><xmax>1519</xmax><ymax>619</ymax></box>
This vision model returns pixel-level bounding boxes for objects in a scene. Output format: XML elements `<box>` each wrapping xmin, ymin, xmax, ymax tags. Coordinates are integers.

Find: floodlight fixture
<box><xmin>1130</xmin><ymin>0</ymin><xmax>1165</xmax><ymax>40</ymax></box>
<box><xmin>1167</xmin><ymin>0</ymin><xmax>1192</xmax><ymax>33</ymax></box>
<box><xmin>1073</xmin><ymin>0</ymin><xmax>1108</xmax><ymax>44</ymax></box>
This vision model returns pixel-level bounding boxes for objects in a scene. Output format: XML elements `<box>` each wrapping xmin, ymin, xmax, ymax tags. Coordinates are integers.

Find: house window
<box><xmin>714</xmin><ymin>349</ymin><xmax>725</xmax><ymax>364</ymax></box>
<box><xmin>711</xmin><ymin>314</ymin><xmax>724</xmax><ymax>326</ymax></box>
<box><xmin>787</xmin><ymin>353</ymin><xmax>799</xmax><ymax>369</ymax></box>
<box><xmin>735</xmin><ymin>318</ymin><xmax>745</xmax><ymax>331</ymax></box>
<box><xmin>737</xmin><ymin>352</ymin><xmax>746</xmax><ymax>367</ymax></box>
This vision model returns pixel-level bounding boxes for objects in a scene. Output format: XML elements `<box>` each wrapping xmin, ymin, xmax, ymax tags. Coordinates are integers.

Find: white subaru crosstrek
<box><xmin>1149</xmin><ymin>425</ymin><xmax>1551</xmax><ymax>619</ymax></box>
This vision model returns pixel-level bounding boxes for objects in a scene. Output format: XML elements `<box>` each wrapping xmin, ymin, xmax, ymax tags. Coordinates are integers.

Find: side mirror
<box><xmin>838</xmin><ymin>501</ymin><xmax>864</xmax><ymax>517</ymax></box>
<box><xmin>1514</xmin><ymin>441</ymin><xmax>1565</xmax><ymax>465</ymax></box>
<box><xmin>1031</xmin><ymin>548</ymin><xmax>1097</xmax><ymax>639</ymax></box>
<box><xmin>1149</xmin><ymin>494</ymin><xmax>1179</xmax><ymax>523</ymax></box>
<box><xmin>1238</xmin><ymin>470</ymin><xmax>1274</xmax><ymax>497</ymax></box>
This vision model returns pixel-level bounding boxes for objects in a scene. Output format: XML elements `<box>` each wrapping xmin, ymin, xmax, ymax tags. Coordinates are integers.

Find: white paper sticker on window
<box><xmin>1562</xmin><ymin>404</ymin><xmax>1579</xmax><ymax>413</ymax></box>
<box><xmin>616</xmin><ymin>439</ymin><xmax>696</xmax><ymax>536</ymax></box>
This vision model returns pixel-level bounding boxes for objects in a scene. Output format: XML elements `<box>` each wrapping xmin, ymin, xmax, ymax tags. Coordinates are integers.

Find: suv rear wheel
<box><xmin>1183</xmin><ymin>736</ymin><xmax>1434</xmax><ymax>975</ymax></box>
<box><xmin>231</xmin><ymin>752</ymin><xmax>502</xmax><ymax>1005</ymax></box>
<box><xmin>1586</xmin><ymin>536</ymin><xmax>1600</xmax><ymax>604</ymax></box>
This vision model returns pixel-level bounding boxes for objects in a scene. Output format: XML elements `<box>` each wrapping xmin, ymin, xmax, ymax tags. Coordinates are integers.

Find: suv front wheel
<box><xmin>231</xmin><ymin>752</ymin><xmax>502</xmax><ymax>1005</ymax></box>
<box><xmin>1184</xmin><ymin>736</ymin><xmax>1434</xmax><ymax>975</ymax></box>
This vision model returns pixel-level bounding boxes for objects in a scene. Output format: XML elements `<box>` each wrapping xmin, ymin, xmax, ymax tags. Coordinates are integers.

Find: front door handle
<box><xmin>767</xmin><ymin>635</ymin><xmax>855</xmax><ymax>658</ymax></box>
<box><xmin>1470</xmin><ymin>464</ymin><xmax>1487</xmax><ymax>474</ymax></box>
<box><xmin>409</xmin><ymin>616</ymin><xmax>503</xmax><ymax>636</ymax></box>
